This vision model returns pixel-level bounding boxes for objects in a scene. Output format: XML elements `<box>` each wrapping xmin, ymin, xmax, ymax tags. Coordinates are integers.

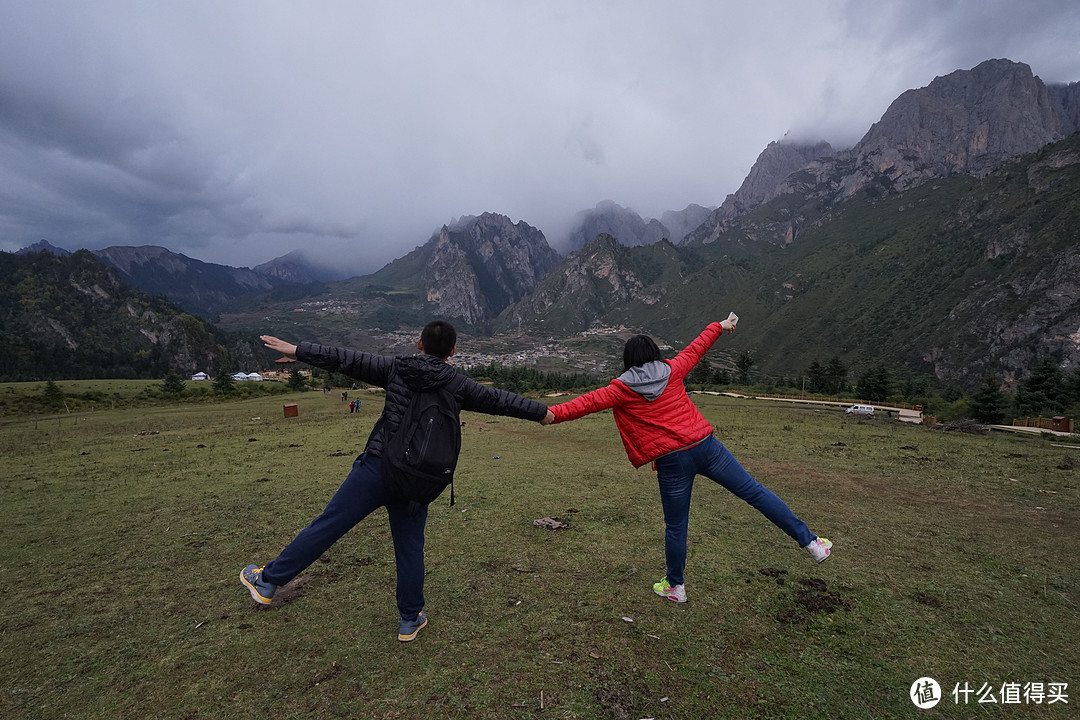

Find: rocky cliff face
<box><xmin>496</xmin><ymin>233</ymin><xmax>669</xmax><ymax>332</ymax></box>
<box><xmin>686</xmin><ymin>59</ymin><xmax>1079</xmax><ymax>248</ymax></box>
<box><xmin>725</xmin><ymin>141</ymin><xmax>836</xmax><ymax>218</ymax></box>
<box><xmin>422</xmin><ymin>212</ymin><xmax>561</xmax><ymax>326</ymax></box>
<box><xmin>839</xmin><ymin>59</ymin><xmax>1077</xmax><ymax>196</ymax></box>
<box><xmin>1049</xmin><ymin>81</ymin><xmax>1080</xmax><ymax>132</ymax></box>
<box><xmin>563</xmin><ymin>200</ymin><xmax>670</xmax><ymax>251</ymax></box>
<box><xmin>684</xmin><ymin>140</ymin><xmax>836</xmax><ymax>247</ymax></box>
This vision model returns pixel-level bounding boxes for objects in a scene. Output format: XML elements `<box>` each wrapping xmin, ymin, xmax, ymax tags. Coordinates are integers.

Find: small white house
<box><xmin>245</xmin><ymin>373</ymin><xmax>264</xmax><ymax>382</ymax></box>
<box><xmin>232</xmin><ymin>371</ymin><xmax>249</xmax><ymax>381</ymax></box>
<box><xmin>191</xmin><ymin>372</ymin><xmax>209</xmax><ymax>381</ymax></box>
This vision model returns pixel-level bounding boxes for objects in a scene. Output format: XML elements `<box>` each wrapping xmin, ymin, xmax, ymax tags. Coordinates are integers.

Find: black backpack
<box><xmin>381</xmin><ymin>374</ymin><xmax>466</xmax><ymax>514</ymax></box>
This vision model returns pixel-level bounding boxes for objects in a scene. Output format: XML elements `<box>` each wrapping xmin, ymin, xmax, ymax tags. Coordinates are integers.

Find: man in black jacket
<box><xmin>240</xmin><ymin>320</ymin><xmax>553</xmax><ymax>641</ymax></box>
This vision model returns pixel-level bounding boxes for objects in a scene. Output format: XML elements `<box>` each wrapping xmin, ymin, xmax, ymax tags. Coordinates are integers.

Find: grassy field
<box><xmin>0</xmin><ymin>390</ymin><xmax>1076</xmax><ymax>719</ymax></box>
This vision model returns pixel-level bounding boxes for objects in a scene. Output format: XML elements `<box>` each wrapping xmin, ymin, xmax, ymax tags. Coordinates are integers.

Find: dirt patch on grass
<box><xmin>912</xmin><ymin>591</ymin><xmax>944</xmax><ymax>608</ymax></box>
<box><xmin>776</xmin><ymin>578</ymin><xmax>855</xmax><ymax>624</ymax></box>
<box><xmin>593</xmin><ymin>675</ymin><xmax>639</xmax><ymax>720</ymax></box>
<box><xmin>759</xmin><ymin>567</ymin><xmax>788</xmax><ymax>584</ymax></box>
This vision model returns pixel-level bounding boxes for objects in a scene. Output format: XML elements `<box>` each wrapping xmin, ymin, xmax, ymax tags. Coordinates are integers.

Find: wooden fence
<box><xmin>1012</xmin><ymin>416</ymin><xmax>1074</xmax><ymax>433</ymax></box>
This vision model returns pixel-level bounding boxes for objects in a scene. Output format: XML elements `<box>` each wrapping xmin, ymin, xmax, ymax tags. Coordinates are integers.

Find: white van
<box><xmin>845</xmin><ymin>404</ymin><xmax>874</xmax><ymax>417</ymax></box>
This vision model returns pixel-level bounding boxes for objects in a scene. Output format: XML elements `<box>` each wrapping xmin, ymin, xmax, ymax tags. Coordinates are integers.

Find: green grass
<box><xmin>0</xmin><ymin>378</ymin><xmax>295</xmax><ymax>416</ymax></box>
<box><xmin>1</xmin><ymin>392</ymin><xmax>1076</xmax><ymax>719</ymax></box>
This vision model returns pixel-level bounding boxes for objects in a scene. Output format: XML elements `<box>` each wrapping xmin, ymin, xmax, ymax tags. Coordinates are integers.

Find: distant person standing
<box><xmin>240</xmin><ymin>321</ymin><xmax>554</xmax><ymax>641</ymax></box>
<box><xmin>541</xmin><ymin>314</ymin><xmax>832</xmax><ymax>604</ymax></box>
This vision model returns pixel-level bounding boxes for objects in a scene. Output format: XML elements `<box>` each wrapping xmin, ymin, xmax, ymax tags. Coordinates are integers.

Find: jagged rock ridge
<box><xmin>366</xmin><ymin>212</ymin><xmax>561</xmax><ymax>328</ymax></box>
<box><xmin>91</xmin><ymin>245</ymin><xmax>283</xmax><ymax>320</ymax></box>
<box><xmin>686</xmin><ymin>59</ymin><xmax>1080</xmax><ymax>247</ymax></box>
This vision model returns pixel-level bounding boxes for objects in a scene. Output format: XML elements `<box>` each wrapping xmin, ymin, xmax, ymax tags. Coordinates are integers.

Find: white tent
<box><xmin>245</xmin><ymin>373</ymin><xmax>264</xmax><ymax>381</ymax></box>
<box><xmin>232</xmin><ymin>372</ymin><xmax>249</xmax><ymax>381</ymax></box>
<box><xmin>191</xmin><ymin>372</ymin><xmax>208</xmax><ymax>381</ymax></box>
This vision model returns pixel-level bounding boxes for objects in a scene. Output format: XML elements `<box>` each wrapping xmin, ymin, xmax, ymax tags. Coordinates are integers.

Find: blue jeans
<box><xmin>653</xmin><ymin>435</ymin><xmax>815</xmax><ymax>586</ymax></box>
<box><xmin>261</xmin><ymin>453</ymin><xmax>427</xmax><ymax>622</ymax></box>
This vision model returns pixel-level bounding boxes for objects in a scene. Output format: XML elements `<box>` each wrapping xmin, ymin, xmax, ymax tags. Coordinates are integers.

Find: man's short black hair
<box><xmin>623</xmin><ymin>334</ymin><xmax>662</xmax><ymax>372</ymax></box>
<box><xmin>421</xmin><ymin>320</ymin><xmax>457</xmax><ymax>359</ymax></box>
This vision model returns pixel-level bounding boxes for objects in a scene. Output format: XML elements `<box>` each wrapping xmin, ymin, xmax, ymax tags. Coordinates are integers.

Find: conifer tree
<box><xmin>213</xmin><ymin>369</ymin><xmax>236</xmax><ymax>395</ymax></box>
<box><xmin>969</xmin><ymin>371</ymin><xmax>1009</xmax><ymax>424</ymax></box>
<box><xmin>287</xmin><ymin>369</ymin><xmax>306</xmax><ymax>390</ymax></box>
<box><xmin>735</xmin><ymin>351</ymin><xmax>754</xmax><ymax>385</ymax></box>
<box><xmin>41</xmin><ymin>379</ymin><xmax>65</xmax><ymax>410</ymax></box>
<box><xmin>161</xmin><ymin>373</ymin><xmax>186</xmax><ymax>398</ymax></box>
<box><xmin>1014</xmin><ymin>356</ymin><xmax>1065</xmax><ymax>417</ymax></box>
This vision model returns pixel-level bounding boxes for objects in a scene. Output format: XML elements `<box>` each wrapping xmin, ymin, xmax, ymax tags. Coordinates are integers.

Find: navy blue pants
<box><xmin>261</xmin><ymin>453</ymin><xmax>427</xmax><ymax>622</ymax></box>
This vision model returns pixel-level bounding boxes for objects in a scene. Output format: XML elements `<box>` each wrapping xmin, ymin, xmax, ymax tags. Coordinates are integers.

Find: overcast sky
<box><xmin>2</xmin><ymin>0</ymin><xmax>1078</xmax><ymax>275</ymax></box>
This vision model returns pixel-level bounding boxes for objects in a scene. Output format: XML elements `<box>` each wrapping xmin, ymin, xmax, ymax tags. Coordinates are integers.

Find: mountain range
<box><xmin>6</xmin><ymin>59</ymin><xmax>1079</xmax><ymax>388</ymax></box>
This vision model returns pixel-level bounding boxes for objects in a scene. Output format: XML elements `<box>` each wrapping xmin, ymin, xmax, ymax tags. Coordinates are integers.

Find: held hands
<box><xmin>261</xmin><ymin>335</ymin><xmax>298</xmax><ymax>357</ymax></box>
<box><xmin>540</xmin><ymin>409</ymin><xmax>556</xmax><ymax>425</ymax></box>
<box><xmin>720</xmin><ymin>311</ymin><xmax>739</xmax><ymax>334</ymax></box>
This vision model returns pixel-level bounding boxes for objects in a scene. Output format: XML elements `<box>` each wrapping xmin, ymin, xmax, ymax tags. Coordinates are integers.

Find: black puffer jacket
<box><xmin>296</xmin><ymin>342</ymin><xmax>548</xmax><ymax>458</ymax></box>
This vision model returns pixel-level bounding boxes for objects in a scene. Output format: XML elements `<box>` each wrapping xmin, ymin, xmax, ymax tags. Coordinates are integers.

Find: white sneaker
<box><xmin>652</xmin><ymin>577</ymin><xmax>687</xmax><ymax>603</ymax></box>
<box><xmin>805</xmin><ymin>537</ymin><xmax>833</xmax><ymax>563</ymax></box>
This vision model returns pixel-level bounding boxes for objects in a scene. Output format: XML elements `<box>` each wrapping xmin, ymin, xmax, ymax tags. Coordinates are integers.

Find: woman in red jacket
<box><xmin>542</xmin><ymin>315</ymin><xmax>832</xmax><ymax>603</ymax></box>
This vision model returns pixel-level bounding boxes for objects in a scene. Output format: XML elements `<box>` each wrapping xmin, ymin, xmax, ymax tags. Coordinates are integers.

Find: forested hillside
<box><xmin>0</xmin><ymin>250</ymin><xmax>261</xmax><ymax>381</ymax></box>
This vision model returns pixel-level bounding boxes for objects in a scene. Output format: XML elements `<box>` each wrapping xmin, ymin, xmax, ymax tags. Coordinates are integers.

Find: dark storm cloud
<box><xmin>1</xmin><ymin>1</ymin><xmax>1078</xmax><ymax>273</ymax></box>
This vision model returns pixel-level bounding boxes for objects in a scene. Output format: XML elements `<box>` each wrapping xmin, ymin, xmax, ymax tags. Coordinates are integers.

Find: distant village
<box><xmin>187</xmin><ymin>323</ymin><xmax>639</xmax><ymax>381</ymax></box>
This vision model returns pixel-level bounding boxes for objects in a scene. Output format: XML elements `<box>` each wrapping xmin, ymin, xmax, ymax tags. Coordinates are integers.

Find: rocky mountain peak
<box><xmin>254</xmin><ymin>250</ymin><xmax>325</xmax><ymax>284</ymax></box>
<box><xmin>562</xmin><ymin>201</ymin><xmax>669</xmax><ymax>252</ymax></box>
<box><xmin>841</xmin><ymin>58</ymin><xmax>1076</xmax><ymax>195</ymax></box>
<box><xmin>16</xmin><ymin>239</ymin><xmax>71</xmax><ymax>256</ymax></box>
<box><xmin>685</xmin><ymin>59</ymin><xmax>1079</xmax><ymax>249</ymax></box>
<box><xmin>421</xmin><ymin>212</ymin><xmax>560</xmax><ymax>327</ymax></box>
<box><xmin>722</xmin><ymin>140</ymin><xmax>836</xmax><ymax>217</ymax></box>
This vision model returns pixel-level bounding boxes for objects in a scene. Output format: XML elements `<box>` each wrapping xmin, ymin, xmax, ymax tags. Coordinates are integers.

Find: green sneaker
<box><xmin>240</xmin><ymin>564</ymin><xmax>277</xmax><ymax>605</ymax></box>
<box><xmin>398</xmin><ymin>611</ymin><xmax>428</xmax><ymax>642</ymax></box>
<box><xmin>653</xmin><ymin>577</ymin><xmax>687</xmax><ymax>603</ymax></box>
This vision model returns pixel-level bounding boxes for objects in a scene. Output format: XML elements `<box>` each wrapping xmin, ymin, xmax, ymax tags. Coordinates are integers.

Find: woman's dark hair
<box><xmin>623</xmin><ymin>334</ymin><xmax>662</xmax><ymax>372</ymax></box>
<box><xmin>421</xmin><ymin>320</ymin><xmax>457</xmax><ymax>359</ymax></box>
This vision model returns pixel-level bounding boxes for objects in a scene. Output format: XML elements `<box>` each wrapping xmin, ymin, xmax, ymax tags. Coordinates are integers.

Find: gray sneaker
<box><xmin>240</xmin><ymin>564</ymin><xmax>277</xmax><ymax>605</ymax></box>
<box><xmin>398</xmin><ymin>611</ymin><xmax>428</xmax><ymax>642</ymax></box>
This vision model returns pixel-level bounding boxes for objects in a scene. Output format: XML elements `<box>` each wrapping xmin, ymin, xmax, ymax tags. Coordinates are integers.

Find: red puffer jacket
<box><xmin>550</xmin><ymin>322</ymin><xmax>724</xmax><ymax>467</ymax></box>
